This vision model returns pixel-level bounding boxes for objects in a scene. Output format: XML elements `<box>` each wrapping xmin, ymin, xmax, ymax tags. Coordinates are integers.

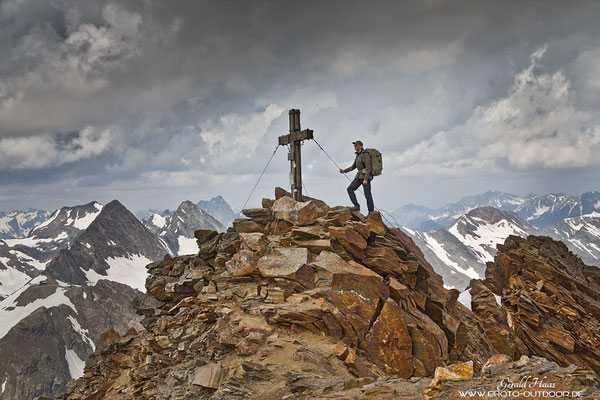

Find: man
<box><xmin>339</xmin><ymin>140</ymin><xmax>374</xmax><ymax>215</ymax></box>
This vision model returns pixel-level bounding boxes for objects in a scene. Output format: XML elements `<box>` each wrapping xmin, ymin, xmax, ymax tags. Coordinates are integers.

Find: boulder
<box><xmin>362</xmin><ymin>299</ymin><xmax>413</xmax><ymax>378</ymax></box>
<box><xmin>329</xmin><ymin>226</ymin><xmax>367</xmax><ymax>259</ymax></box>
<box><xmin>257</xmin><ymin>247</ymin><xmax>309</xmax><ymax>278</ymax></box>
<box><xmin>242</xmin><ymin>208</ymin><xmax>273</xmax><ymax>225</ymax></box>
<box><xmin>310</xmin><ymin>250</ymin><xmax>379</xmax><ymax>286</ymax></box>
<box><xmin>427</xmin><ymin>360</ymin><xmax>473</xmax><ymax>390</ymax></box>
<box><xmin>272</xmin><ymin>197</ymin><xmax>326</xmax><ymax>226</ymax></box>
<box><xmin>192</xmin><ymin>363</ymin><xmax>227</xmax><ymax>389</ymax></box>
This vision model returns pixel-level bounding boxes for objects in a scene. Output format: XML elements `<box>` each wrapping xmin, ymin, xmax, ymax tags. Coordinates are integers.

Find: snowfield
<box><xmin>84</xmin><ymin>254</ymin><xmax>152</xmax><ymax>292</ymax></box>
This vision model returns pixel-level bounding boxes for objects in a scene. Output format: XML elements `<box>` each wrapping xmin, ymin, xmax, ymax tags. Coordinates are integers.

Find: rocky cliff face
<box><xmin>49</xmin><ymin>189</ymin><xmax>600</xmax><ymax>399</ymax></box>
<box><xmin>469</xmin><ymin>234</ymin><xmax>600</xmax><ymax>377</ymax></box>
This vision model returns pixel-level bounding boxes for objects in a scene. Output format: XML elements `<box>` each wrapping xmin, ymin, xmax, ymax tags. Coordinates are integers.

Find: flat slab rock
<box><xmin>192</xmin><ymin>363</ymin><xmax>227</xmax><ymax>389</ymax></box>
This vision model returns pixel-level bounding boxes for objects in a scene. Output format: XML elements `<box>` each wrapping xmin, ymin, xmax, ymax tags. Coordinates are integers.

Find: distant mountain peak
<box><xmin>44</xmin><ymin>200</ymin><xmax>168</xmax><ymax>287</ymax></box>
<box><xmin>142</xmin><ymin>200</ymin><xmax>225</xmax><ymax>256</ymax></box>
<box><xmin>464</xmin><ymin>206</ymin><xmax>520</xmax><ymax>225</ymax></box>
<box><xmin>196</xmin><ymin>195</ymin><xmax>236</xmax><ymax>228</ymax></box>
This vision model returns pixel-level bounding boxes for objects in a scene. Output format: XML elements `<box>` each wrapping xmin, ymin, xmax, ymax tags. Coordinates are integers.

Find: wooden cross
<box><xmin>278</xmin><ymin>109</ymin><xmax>313</xmax><ymax>201</ymax></box>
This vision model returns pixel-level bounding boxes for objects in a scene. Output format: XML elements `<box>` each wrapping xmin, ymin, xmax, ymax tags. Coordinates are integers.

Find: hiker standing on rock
<box><xmin>340</xmin><ymin>140</ymin><xmax>377</xmax><ymax>215</ymax></box>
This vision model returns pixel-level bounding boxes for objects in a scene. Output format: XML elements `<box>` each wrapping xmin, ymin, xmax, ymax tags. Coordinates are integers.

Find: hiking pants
<box><xmin>347</xmin><ymin>178</ymin><xmax>374</xmax><ymax>212</ymax></box>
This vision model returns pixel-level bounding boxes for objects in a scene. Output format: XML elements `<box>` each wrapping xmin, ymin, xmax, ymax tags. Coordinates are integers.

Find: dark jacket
<box><xmin>344</xmin><ymin>149</ymin><xmax>372</xmax><ymax>180</ymax></box>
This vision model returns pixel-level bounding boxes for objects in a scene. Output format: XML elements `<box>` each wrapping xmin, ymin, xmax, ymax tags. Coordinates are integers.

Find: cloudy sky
<box><xmin>1</xmin><ymin>0</ymin><xmax>600</xmax><ymax>214</ymax></box>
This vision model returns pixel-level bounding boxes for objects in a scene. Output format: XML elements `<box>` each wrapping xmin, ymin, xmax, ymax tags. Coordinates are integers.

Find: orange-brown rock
<box><xmin>426</xmin><ymin>360</ymin><xmax>473</xmax><ymax>390</ymax></box>
<box><xmin>272</xmin><ymin>196</ymin><xmax>327</xmax><ymax>226</ymax></box>
<box><xmin>366</xmin><ymin>211</ymin><xmax>387</xmax><ymax>236</ymax></box>
<box><xmin>363</xmin><ymin>246</ymin><xmax>405</xmax><ymax>277</ymax></box>
<box><xmin>362</xmin><ymin>299</ymin><xmax>413</xmax><ymax>378</ymax></box>
<box><xmin>329</xmin><ymin>226</ymin><xmax>367</xmax><ymax>259</ymax></box>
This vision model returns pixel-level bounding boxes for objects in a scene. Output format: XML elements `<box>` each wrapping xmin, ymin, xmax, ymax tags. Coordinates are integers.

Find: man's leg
<box><xmin>363</xmin><ymin>179</ymin><xmax>374</xmax><ymax>213</ymax></box>
<box><xmin>346</xmin><ymin>178</ymin><xmax>362</xmax><ymax>208</ymax></box>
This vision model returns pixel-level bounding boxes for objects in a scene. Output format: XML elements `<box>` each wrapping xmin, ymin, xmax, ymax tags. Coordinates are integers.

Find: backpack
<box><xmin>362</xmin><ymin>148</ymin><xmax>383</xmax><ymax>176</ymax></box>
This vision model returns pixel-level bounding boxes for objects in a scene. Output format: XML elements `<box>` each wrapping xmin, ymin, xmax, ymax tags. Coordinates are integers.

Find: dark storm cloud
<box><xmin>1</xmin><ymin>0</ymin><xmax>599</xmax><ymax>211</ymax></box>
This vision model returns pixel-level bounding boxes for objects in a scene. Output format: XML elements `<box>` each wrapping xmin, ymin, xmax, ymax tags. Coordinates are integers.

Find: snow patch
<box><xmin>566</xmin><ymin>219</ymin><xmax>584</xmax><ymax>231</ymax></box>
<box><xmin>65</xmin><ymin>348</ymin><xmax>85</xmax><ymax>379</ymax></box>
<box><xmin>0</xmin><ymin>267</ymin><xmax>31</xmax><ymax>299</ymax></box>
<box><xmin>68</xmin><ymin>315</ymin><xmax>96</xmax><ymax>351</ymax></box>
<box><xmin>7</xmin><ymin>250</ymin><xmax>48</xmax><ymax>270</ymax></box>
<box><xmin>4</xmin><ymin>231</ymin><xmax>69</xmax><ymax>248</ymax></box>
<box><xmin>157</xmin><ymin>237</ymin><xmax>172</xmax><ymax>255</ymax></box>
<box><xmin>457</xmin><ymin>290</ymin><xmax>472</xmax><ymax>310</ymax></box>
<box><xmin>583</xmin><ymin>223</ymin><xmax>600</xmax><ymax>237</ymax></box>
<box><xmin>493</xmin><ymin>294</ymin><xmax>501</xmax><ymax>305</ymax></box>
<box><xmin>71</xmin><ymin>204</ymin><xmax>103</xmax><ymax>230</ymax></box>
<box><xmin>402</xmin><ymin>227</ymin><xmax>416</xmax><ymax>235</ymax></box>
<box><xmin>527</xmin><ymin>205</ymin><xmax>550</xmax><ymax>220</ymax></box>
<box><xmin>1</xmin><ymin>377</ymin><xmax>6</xmax><ymax>393</ymax></box>
<box><xmin>85</xmin><ymin>254</ymin><xmax>152</xmax><ymax>291</ymax></box>
<box><xmin>151</xmin><ymin>214</ymin><xmax>166</xmax><ymax>228</ymax></box>
<box><xmin>177</xmin><ymin>236</ymin><xmax>198</xmax><ymax>255</ymax></box>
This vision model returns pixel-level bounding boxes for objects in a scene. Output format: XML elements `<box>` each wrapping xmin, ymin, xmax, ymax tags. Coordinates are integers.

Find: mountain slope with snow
<box><xmin>45</xmin><ymin>200</ymin><xmax>169</xmax><ymax>288</ymax></box>
<box><xmin>447</xmin><ymin>207</ymin><xmax>539</xmax><ymax>263</ymax></box>
<box><xmin>404</xmin><ymin>203</ymin><xmax>600</xmax><ymax>293</ymax></box>
<box><xmin>0</xmin><ymin>202</ymin><xmax>104</xmax><ymax>300</ymax></box>
<box><xmin>0</xmin><ymin>276</ymin><xmax>139</xmax><ymax>400</ymax></box>
<box><xmin>403</xmin><ymin>207</ymin><xmax>540</xmax><ymax>290</ymax></box>
<box><xmin>544</xmin><ymin>212</ymin><xmax>600</xmax><ymax>267</ymax></box>
<box><xmin>403</xmin><ymin>227</ymin><xmax>485</xmax><ymax>290</ymax></box>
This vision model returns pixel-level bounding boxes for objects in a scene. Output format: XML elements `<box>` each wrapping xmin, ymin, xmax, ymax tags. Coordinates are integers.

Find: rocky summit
<box><xmin>50</xmin><ymin>189</ymin><xmax>600</xmax><ymax>399</ymax></box>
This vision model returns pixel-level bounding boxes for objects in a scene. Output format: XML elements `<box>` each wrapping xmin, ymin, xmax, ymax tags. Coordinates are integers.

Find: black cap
<box><xmin>352</xmin><ymin>140</ymin><xmax>363</xmax><ymax>146</ymax></box>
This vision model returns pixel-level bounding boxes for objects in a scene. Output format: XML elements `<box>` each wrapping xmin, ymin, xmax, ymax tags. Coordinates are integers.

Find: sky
<box><xmin>1</xmin><ymin>0</ymin><xmax>600</xmax><ymax>214</ymax></box>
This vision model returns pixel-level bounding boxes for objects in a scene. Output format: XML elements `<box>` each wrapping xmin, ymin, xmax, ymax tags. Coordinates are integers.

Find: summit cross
<box><xmin>277</xmin><ymin>109</ymin><xmax>313</xmax><ymax>202</ymax></box>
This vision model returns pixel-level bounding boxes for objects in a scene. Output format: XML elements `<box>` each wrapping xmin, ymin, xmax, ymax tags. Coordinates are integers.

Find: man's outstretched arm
<box><xmin>340</xmin><ymin>160</ymin><xmax>356</xmax><ymax>173</ymax></box>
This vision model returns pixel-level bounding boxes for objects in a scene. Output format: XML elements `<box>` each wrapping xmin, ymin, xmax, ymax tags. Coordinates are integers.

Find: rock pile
<box><xmin>49</xmin><ymin>190</ymin><xmax>600</xmax><ymax>399</ymax></box>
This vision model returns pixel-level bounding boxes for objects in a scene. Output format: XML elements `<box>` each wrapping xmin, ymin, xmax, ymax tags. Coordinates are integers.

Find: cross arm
<box><xmin>278</xmin><ymin>129</ymin><xmax>314</xmax><ymax>146</ymax></box>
